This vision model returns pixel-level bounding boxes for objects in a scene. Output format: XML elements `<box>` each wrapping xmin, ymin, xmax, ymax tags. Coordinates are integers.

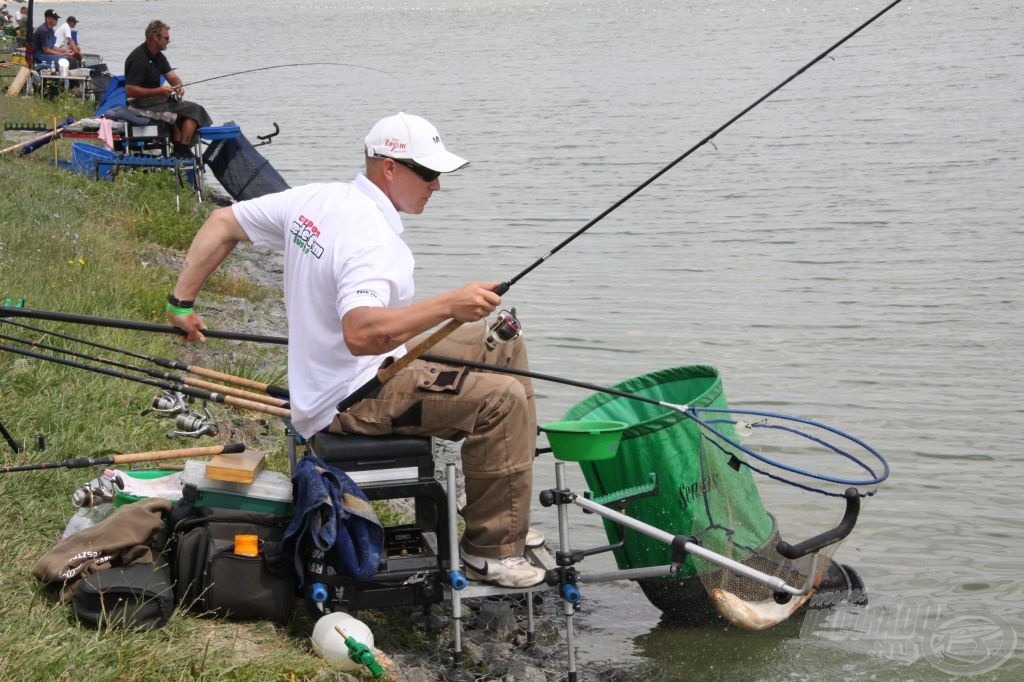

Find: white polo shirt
<box><xmin>232</xmin><ymin>173</ymin><xmax>415</xmax><ymax>437</ymax></box>
<box><xmin>53</xmin><ymin>22</ymin><xmax>74</xmax><ymax>49</ymax></box>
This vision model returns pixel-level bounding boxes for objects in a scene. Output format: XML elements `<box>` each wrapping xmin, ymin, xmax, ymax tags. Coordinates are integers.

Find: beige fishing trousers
<box><xmin>329</xmin><ymin>321</ymin><xmax>537</xmax><ymax>558</ymax></box>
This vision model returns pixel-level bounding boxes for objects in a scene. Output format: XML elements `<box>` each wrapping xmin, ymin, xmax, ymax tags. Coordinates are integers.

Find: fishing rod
<box><xmin>0</xmin><ymin>317</ymin><xmax>289</xmax><ymax>400</ymax></box>
<box><xmin>0</xmin><ymin>418</ymin><xmax>23</xmax><ymax>454</ymax></box>
<box><xmin>0</xmin><ymin>117</ymin><xmax>78</xmax><ymax>157</ymax></box>
<box><xmin>0</xmin><ymin>329</ymin><xmax>288</xmax><ymax>409</ymax></box>
<box><xmin>0</xmin><ymin>342</ymin><xmax>290</xmax><ymax>419</ymax></box>
<box><xmin>182</xmin><ymin>62</ymin><xmax>391</xmax><ymax>88</ymax></box>
<box><xmin>337</xmin><ymin>0</ymin><xmax>907</xmax><ymax>412</ymax></box>
<box><xmin>421</xmin><ymin>353</ymin><xmax>889</xmax><ymax>495</ymax></box>
<box><xmin>0</xmin><ymin>305</ymin><xmax>288</xmax><ymax>346</ymax></box>
<box><xmin>0</xmin><ymin>442</ymin><xmax>245</xmax><ymax>474</ymax></box>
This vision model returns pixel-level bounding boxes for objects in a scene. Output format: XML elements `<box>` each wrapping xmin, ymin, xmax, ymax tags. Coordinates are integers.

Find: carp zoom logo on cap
<box><xmin>383</xmin><ymin>137</ymin><xmax>408</xmax><ymax>155</ymax></box>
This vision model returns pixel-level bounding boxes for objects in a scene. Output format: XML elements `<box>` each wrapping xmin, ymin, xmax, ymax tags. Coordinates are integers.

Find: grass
<box><xmin>0</xmin><ymin>93</ymin><xmax>432</xmax><ymax>679</ymax></box>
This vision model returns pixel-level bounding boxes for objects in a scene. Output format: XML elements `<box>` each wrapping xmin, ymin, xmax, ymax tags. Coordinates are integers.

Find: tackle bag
<box><xmin>171</xmin><ymin>504</ymin><xmax>297</xmax><ymax>624</ymax></box>
<box><xmin>71</xmin><ymin>560</ymin><xmax>174</xmax><ymax>630</ymax></box>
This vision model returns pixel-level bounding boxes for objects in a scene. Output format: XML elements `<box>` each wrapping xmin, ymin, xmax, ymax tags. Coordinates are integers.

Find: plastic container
<box><xmin>181</xmin><ymin>460</ymin><xmax>293</xmax><ymax>515</ymax></box>
<box><xmin>70</xmin><ymin>142</ymin><xmax>119</xmax><ymax>180</ymax></box>
<box><xmin>540</xmin><ymin>420</ymin><xmax>627</xmax><ymax>461</ymax></box>
<box><xmin>311</xmin><ymin>612</ymin><xmax>374</xmax><ymax>670</ymax></box>
<box><xmin>112</xmin><ymin>469</ymin><xmax>182</xmax><ymax>507</ymax></box>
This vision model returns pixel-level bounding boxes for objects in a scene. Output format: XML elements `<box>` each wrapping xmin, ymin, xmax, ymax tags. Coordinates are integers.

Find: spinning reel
<box><xmin>484</xmin><ymin>308</ymin><xmax>523</xmax><ymax>350</ymax></box>
<box><xmin>142</xmin><ymin>391</ymin><xmax>219</xmax><ymax>438</ymax></box>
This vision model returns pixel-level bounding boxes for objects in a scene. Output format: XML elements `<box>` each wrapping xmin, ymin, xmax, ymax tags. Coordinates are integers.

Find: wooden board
<box><xmin>204</xmin><ymin>451</ymin><xmax>266</xmax><ymax>485</ymax></box>
<box><xmin>6</xmin><ymin>66</ymin><xmax>30</xmax><ymax>97</ymax></box>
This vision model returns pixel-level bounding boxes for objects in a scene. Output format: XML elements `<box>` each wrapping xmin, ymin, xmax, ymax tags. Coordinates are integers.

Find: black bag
<box><xmin>171</xmin><ymin>505</ymin><xmax>297</xmax><ymax>624</ymax></box>
<box><xmin>72</xmin><ymin>560</ymin><xmax>174</xmax><ymax>630</ymax></box>
<box><xmin>201</xmin><ymin>121</ymin><xmax>290</xmax><ymax>202</ymax></box>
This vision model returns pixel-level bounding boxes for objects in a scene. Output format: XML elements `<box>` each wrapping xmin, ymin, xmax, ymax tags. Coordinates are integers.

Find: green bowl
<box><xmin>540</xmin><ymin>420</ymin><xmax>628</xmax><ymax>461</ymax></box>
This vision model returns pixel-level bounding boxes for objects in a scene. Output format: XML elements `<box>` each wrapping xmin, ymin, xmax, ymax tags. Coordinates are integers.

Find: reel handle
<box><xmin>776</xmin><ymin>487</ymin><xmax>860</xmax><ymax>560</ymax></box>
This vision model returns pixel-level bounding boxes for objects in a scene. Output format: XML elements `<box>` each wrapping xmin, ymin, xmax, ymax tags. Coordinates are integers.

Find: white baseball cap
<box><xmin>365</xmin><ymin>112</ymin><xmax>468</xmax><ymax>174</ymax></box>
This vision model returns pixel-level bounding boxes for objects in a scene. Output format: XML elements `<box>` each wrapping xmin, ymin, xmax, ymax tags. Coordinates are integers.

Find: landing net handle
<box><xmin>565</xmin><ymin>493</ymin><xmax>811</xmax><ymax>597</ymax></box>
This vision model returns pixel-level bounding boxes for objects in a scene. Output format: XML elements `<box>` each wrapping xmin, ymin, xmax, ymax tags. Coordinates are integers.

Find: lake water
<box><xmin>74</xmin><ymin>0</ymin><xmax>1022</xmax><ymax>678</ymax></box>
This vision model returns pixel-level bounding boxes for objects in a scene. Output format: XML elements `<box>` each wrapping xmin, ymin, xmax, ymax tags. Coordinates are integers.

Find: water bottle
<box><xmin>60</xmin><ymin>503</ymin><xmax>112</xmax><ymax>540</ymax></box>
<box><xmin>61</xmin><ymin>473</ymin><xmax>117</xmax><ymax>540</ymax></box>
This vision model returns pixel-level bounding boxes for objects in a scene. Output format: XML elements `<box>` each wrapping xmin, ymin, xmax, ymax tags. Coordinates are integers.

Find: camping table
<box><xmin>38</xmin><ymin>73</ymin><xmax>91</xmax><ymax>101</ymax></box>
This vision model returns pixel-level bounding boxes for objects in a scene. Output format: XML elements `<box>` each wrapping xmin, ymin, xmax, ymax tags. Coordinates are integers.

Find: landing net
<box><xmin>562</xmin><ymin>365</ymin><xmax>888</xmax><ymax>628</ymax></box>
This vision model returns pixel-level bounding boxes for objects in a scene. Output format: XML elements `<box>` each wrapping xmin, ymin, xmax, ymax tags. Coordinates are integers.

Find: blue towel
<box><xmin>283</xmin><ymin>455</ymin><xmax>384</xmax><ymax>583</ymax></box>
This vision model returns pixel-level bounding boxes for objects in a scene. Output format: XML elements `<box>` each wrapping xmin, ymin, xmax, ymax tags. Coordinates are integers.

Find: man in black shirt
<box><xmin>124</xmin><ymin>20</ymin><xmax>212</xmax><ymax>158</ymax></box>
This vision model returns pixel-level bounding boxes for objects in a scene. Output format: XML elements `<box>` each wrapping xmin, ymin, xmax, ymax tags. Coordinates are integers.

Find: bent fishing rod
<box><xmin>337</xmin><ymin>0</ymin><xmax>907</xmax><ymax>412</ymax></box>
<box><xmin>182</xmin><ymin>61</ymin><xmax>391</xmax><ymax>88</ymax></box>
<box><xmin>0</xmin><ymin>342</ymin><xmax>290</xmax><ymax>419</ymax></box>
<box><xmin>0</xmin><ymin>317</ymin><xmax>288</xmax><ymax>399</ymax></box>
<box><xmin>0</xmin><ymin>329</ymin><xmax>288</xmax><ymax>409</ymax></box>
<box><xmin>1</xmin><ymin>442</ymin><xmax>245</xmax><ymax>474</ymax></box>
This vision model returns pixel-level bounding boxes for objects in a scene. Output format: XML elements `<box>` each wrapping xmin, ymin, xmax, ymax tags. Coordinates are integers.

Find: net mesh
<box><xmin>202</xmin><ymin>129</ymin><xmax>289</xmax><ymax>202</ymax></box>
<box><xmin>563</xmin><ymin>366</ymin><xmax>876</xmax><ymax>627</ymax></box>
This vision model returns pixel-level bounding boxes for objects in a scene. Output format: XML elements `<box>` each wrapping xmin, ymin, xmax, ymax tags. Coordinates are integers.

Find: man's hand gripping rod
<box><xmin>336</xmin><ymin>283</ymin><xmax>510</xmax><ymax>413</ymax></box>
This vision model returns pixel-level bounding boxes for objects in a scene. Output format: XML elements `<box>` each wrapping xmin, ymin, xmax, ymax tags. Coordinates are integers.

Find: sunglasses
<box><xmin>391</xmin><ymin>158</ymin><xmax>441</xmax><ymax>183</ymax></box>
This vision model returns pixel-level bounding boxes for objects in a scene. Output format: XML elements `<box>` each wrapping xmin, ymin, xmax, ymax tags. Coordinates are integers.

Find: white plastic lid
<box><xmin>181</xmin><ymin>460</ymin><xmax>293</xmax><ymax>502</ymax></box>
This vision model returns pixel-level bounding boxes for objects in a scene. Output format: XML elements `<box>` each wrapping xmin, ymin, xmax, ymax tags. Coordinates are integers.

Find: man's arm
<box><xmin>167</xmin><ymin>207</ymin><xmax>251</xmax><ymax>342</ymax></box>
<box><xmin>342</xmin><ymin>282</ymin><xmax>501</xmax><ymax>356</ymax></box>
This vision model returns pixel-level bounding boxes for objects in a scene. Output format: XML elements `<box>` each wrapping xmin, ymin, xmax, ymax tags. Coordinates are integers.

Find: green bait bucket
<box><xmin>540</xmin><ymin>420</ymin><xmax>628</xmax><ymax>461</ymax></box>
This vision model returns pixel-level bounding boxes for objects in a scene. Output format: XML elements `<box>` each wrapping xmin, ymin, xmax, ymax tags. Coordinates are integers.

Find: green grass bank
<box><xmin>0</xmin><ymin>93</ymin><xmax>421</xmax><ymax>680</ymax></box>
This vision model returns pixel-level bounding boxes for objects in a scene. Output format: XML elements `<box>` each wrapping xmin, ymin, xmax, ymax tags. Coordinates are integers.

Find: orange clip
<box><xmin>234</xmin><ymin>534</ymin><xmax>259</xmax><ymax>557</ymax></box>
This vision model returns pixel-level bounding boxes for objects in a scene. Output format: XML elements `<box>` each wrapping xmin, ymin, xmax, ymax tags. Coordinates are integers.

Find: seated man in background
<box><xmin>124</xmin><ymin>19</ymin><xmax>212</xmax><ymax>158</ymax></box>
<box><xmin>53</xmin><ymin>15</ymin><xmax>82</xmax><ymax>66</ymax></box>
<box><xmin>30</xmin><ymin>9</ymin><xmax>75</xmax><ymax>70</ymax></box>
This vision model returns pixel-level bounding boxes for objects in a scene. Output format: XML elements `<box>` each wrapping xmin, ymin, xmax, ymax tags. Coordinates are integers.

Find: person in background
<box><xmin>166</xmin><ymin>113</ymin><xmax>547</xmax><ymax>589</ymax></box>
<box><xmin>124</xmin><ymin>19</ymin><xmax>212</xmax><ymax>158</ymax></box>
<box><xmin>30</xmin><ymin>9</ymin><xmax>74</xmax><ymax>69</ymax></box>
<box><xmin>52</xmin><ymin>15</ymin><xmax>82</xmax><ymax>65</ymax></box>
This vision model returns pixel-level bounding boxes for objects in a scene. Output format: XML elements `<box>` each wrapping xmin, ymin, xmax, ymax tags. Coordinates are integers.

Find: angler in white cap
<box><xmin>168</xmin><ymin>113</ymin><xmax>547</xmax><ymax>588</ymax></box>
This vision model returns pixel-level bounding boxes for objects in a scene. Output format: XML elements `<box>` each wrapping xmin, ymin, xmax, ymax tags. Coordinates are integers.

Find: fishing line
<box><xmin>421</xmin><ymin>353</ymin><xmax>889</xmax><ymax>496</ymax></box>
<box><xmin>182</xmin><ymin>62</ymin><xmax>391</xmax><ymax>88</ymax></box>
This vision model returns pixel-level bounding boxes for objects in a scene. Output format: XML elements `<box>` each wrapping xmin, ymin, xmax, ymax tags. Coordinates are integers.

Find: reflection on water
<box><xmin>82</xmin><ymin>1</ymin><xmax>1022</xmax><ymax>677</ymax></box>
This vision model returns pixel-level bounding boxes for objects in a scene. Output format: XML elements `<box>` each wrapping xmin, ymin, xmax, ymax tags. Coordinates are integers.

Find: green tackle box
<box><xmin>181</xmin><ymin>460</ymin><xmax>294</xmax><ymax>516</ymax></box>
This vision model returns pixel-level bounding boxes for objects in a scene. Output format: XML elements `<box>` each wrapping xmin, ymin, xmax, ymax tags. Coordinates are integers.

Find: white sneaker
<box><xmin>525</xmin><ymin>527</ymin><xmax>546</xmax><ymax>548</ymax></box>
<box><xmin>460</xmin><ymin>547</ymin><xmax>547</xmax><ymax>588</ymax></box>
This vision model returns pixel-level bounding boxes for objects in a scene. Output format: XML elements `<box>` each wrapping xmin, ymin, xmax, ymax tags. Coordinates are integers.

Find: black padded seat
<box><xmin>308</xmin><ymin>433</ymin><xmax>434</xmax><ymax>482</ymax></box>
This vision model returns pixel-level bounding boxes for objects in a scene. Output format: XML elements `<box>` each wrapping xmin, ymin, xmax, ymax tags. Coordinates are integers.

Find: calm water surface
<box><xmin>75</xmin><ymin>1</ymin><xmax>1022</xmax><ymax>678</ymax></box>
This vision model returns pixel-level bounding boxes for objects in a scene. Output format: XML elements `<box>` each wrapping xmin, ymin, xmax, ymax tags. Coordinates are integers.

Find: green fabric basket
<box><xmin>564</xmin><ymin>365</ymin><xmax>773</xmax><ymax>575</ymax></box>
